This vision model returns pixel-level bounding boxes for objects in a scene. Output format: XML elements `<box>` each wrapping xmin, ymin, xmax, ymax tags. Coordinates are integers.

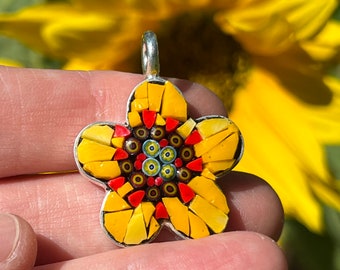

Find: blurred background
<box><xmin>0</xmin><ymin>0</ymin><xmax>339</xmax><ymax>269</ymax></box>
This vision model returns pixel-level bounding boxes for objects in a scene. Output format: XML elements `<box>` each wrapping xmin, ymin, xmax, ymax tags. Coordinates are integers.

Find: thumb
<box><xmin>0</xmin><ymin>213</ymin><xmax>37</xmax><ymax>270</ymax></box>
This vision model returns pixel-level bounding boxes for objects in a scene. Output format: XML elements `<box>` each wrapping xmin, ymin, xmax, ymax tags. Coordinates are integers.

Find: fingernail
<box><xmin>0</xmin><ymin>213</ymin><xmax>19</xmax><ymax>262</ymax></box>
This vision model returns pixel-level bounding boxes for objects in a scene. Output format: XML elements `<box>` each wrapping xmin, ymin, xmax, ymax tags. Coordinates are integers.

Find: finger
<box><xmin>0</xmin><ymin>174</ymin><xmax>111</xmax><ymax>266</ymax></box>
<box><xmin>0</xmin><ymin>67</ymin><xmax>226</xmax><ymax>178</ymax></box>
<box><xmin>222</xmin><ymin>172</ymin><xmax>284</xmax><ymax>241</ymax></box>
<box><xmin>0</xmin><ymin>171</ymin><xmax>283</xmax><ymax>265</ymax></box>
<box><xmin>0</xmin><ymin>213</ymin><xmax>37</xmax><ymax>270</ymax></box>
<box><xmin>33</xmin><ymin>232</ymin><xmax>287</xmax><ymax>270</ymax></box>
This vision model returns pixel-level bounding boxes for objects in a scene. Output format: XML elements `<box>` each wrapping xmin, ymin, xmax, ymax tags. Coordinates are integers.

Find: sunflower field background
<box><xmin>1</xmin><ymin>0</ymin><xmax>340</xmax><ymax>269</ymax></box>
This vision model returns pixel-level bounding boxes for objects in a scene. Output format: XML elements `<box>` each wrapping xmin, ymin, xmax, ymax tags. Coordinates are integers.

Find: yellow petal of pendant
<box><xmin>77</xmin><ymin>139</ymin><xmax>116</xmax><ymax>164</ymax></box>
<box><xmin>188</xmin><ymin>176</ymin><xmax>229</xmax><ymax>214</ymax></box>
<box><xmin>81</xmin><ymin>125</ymin><xmax>114</xmax><ymax>145</ymax></box>
<box><xmin>124</xmin><ymin>204</ymin><xmax>148</xmax><ymax>245</ymax></box>
<box><xmin>163</xmin><ymin>197</ymin><xmax>190</xmax><ymax>235</ymax></box>
<box><xmin>160</xmin><ymin>81</ymin><xmax>187</xmax><ymax>122</ymax></box>
<box><xmin>83</xmin><ymin>161</ymin><xmax>121</xmax><ymax>180</ymax></box>
<box><xmin>103</xmin><ymin>210</ymin><xmax>133</xmax><ymax>243</ymax></box>
<box><xmin>189</xmin><ymin>195</ymin><xmax>228</xmax><ymax>234</ymax></box>
<box><xmin>188</xmin><ymin>211</ymin><xmax>210</xmax><ymax>239</ymax></box>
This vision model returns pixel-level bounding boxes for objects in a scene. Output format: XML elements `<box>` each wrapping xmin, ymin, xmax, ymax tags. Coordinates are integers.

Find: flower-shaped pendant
<box><xmin>74</xmin><ymin>31</ymin><xmax>243</xmax><ymax>247</ymax></box>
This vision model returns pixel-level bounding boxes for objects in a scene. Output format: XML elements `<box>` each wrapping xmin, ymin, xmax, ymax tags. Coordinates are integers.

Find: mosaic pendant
<box><xmin>74</xmin><ymin>31</ymin><xmax>244</xmax><ymax>247</ymax></box>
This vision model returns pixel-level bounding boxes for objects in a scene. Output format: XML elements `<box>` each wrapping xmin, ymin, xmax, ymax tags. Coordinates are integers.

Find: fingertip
<box><xmin>219</xmin><ymin>231</ymin><xmax>288</xmax><ymax>270</ymax></box>
<box><xmin>221</xmin><ymin>172</ymin><xmax>284</xmax><ymax>241</ymax></box>
<box><xmin>0</xmin><ymin>213</ymin><xmax>37</xmax><ymax>270</ymax></box>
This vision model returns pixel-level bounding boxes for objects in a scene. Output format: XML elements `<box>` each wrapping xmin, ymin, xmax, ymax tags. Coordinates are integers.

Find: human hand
<box><xmin>0</xmin><ymin>67</ymin><xmax>287</xmax><ymax>269</ymax></box>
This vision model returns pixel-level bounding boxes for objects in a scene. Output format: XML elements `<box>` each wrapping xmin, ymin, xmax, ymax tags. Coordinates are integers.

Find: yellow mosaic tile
<box><xmin>141</xmin><ymin>202</ymin><xmax>155</xmax><ymax>227</ymax></box>
<box><xmin>176</xmin><ymin>118</ymin><xmax>196</xmax><ymax>139</ymax></box>
<box><xmin>147</xmin><ymin>82</ymin><xmax>164</xmax><ymax>112</ymax></box>
<box><xmin>189</xmin><ymin>195</ymin><xmax>228</xmax><ymax>234</ymax></box>
<box><xmin>194</xmin><ymin>129</ymin><xmax>231</xmax><ymax>157</ymax></box>
<box><xmin>81</xmin><ymin>125</ymin><xmax>114</xmax><ymax>146</ymax></box>
<box><xmin>83</xmin><ymin>160</ymin><xmax>121</xmax><ymax>180</ymax></box>
<box><xmin>103</xmin><ymin>210</ymin><xmax>133</xmax><ymax>243</ymax></box>
<box><xmin>117</xmin><ymin>182</ymin><xmax>134</xmax><ymax>198</ymax></box>
<box><xmin>205</xmin><ymin>160</ymin><xmax>236</xmax><ymax>174</ymax></box>
<box><xmin>147</xmin><ymin>216</ymin><xmax>160</xmax><ymax>239</ymax></box>
<box><xmin>124</xmin><ymin>205</ymin><xmax>147</xmax><ymax>245</ymax></box>
<box><xmin>128</xmin><ymin>111</ymin><xmax>143</xmax><ymax>127</ymax></box>
<box><xmin>161</xmin><ymin>81</ymin><xmax>187</xmax><ymax>122</ymax></box>
<box><xmin>77</xmin><ymin>139</ymin><xmax>116</xmax><ymax>164</ymax></box>
<box><xmin>134</xmin><ymin>81</ymin><xmax>148</xmax><ymax>99</ymax></box>
<box><xmin>131</xmin><ymin>98</ymin><xmax>149</xmax><ymax>112</ymax></box>
<box><xmin>188</xmin><ymin>176</ymin><xmax>229</xmax><ymax>214</ymax></box>
<box><xmin>188</xmin><ymin>211</ymin><xmax>209</xmax><ymax>239</ymax></box>
<box><xmin>163</xmin><ymin>197</ymin><xmax>189</xmax><ymax>235</ymax></box>
<box><xmin>202</xmin><ymin>132</ymin><xmax>239</xmax><ymax>162</ymax></box>
<box><xmin>102</xmin><ymin>191</ymin><xmax>131</xmax><ymax>212</ymax></box>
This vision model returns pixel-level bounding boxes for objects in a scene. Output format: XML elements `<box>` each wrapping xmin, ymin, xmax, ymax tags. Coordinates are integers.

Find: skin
<box><xmin>0</xmin><ymin>67</ymin><xmax>287</xmax><ymax>270</ymax></box>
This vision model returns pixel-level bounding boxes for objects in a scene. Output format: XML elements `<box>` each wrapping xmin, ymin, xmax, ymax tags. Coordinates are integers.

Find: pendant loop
<box><xmin>142</xmin><ymin>31</ymin><xmax>160</xmax><ymax>79</ymax></box>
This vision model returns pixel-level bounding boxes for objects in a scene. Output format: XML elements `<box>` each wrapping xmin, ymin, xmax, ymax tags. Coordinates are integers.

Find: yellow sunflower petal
<box><xmin>0</xmin><ymin>4</ymin><xmax>81</xmax><ymax>56</ymax></box>
<box><xmin>216</xmin><ymin>7</ymin><xmax>294</xmax><ymax>55</ymax></box>
<box><xmin>230</xmin><ymin>67</ymin><xmax>340</xmax><ymax>232</ymax></box>
<box><xmin>309</xmin><ymin>179</ymin><xmax>340</xmax><ymax>213</ymax></box>
<box><xmin>72</xmin><ymin>0</ymin><xmax>214</xmax><ymax>17</ymax></box>
<box><xmin>301</xmin><ymin>21</ymin><xmax>340</xmax><ymax>62</ymax></box>
<box><xmin>283</xmin><ymin>0</ymin><xmax>337</xmax><ymax>40</ymax></box>
<box><xmin>0</xmin><ymin>3</ymin><xmax>159</xmax><ymax>70</ymax></box>
<box><xmin>306</xmin><ymin>76</ymin><xmax>340</xmax><ymax>144</ymax></box>
<box><xmin>0</xmin><ymin>58</ymin><xmax>23</xmax><ymax>67</ymax></box>
<box><xmin>215</xmin><ymin>0</ymin><xmax>337</xmax><ymax>55</ymax></box>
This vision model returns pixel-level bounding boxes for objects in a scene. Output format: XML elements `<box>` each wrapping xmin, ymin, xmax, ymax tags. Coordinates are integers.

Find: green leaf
<box><xmin>324</xmin><ymin>206</ymin><xmax>340</xmax><ymax>270</ymax></box>
<box><xmin>281</xmin><ymin>218</ymin><xmax>335</xmax><ymax>270</ymax></box>
<box><xmin>332</xmin><ymin>4</ymin><xmax>340</xmax><ymax>21</ymax></box>
<box><xmin>0</xmin><ymin>0</ymin><xmax>44</xmax><ymax>12</ymax></box>
<box><xmin>325</xmin><ymin>145</ymin><xmax>340</xmax><ymax>180</ymax></box>
<box><xmin>0</xmin><ymin>36</ymin><xmax>63</xmax><ymax>68</ymax></box>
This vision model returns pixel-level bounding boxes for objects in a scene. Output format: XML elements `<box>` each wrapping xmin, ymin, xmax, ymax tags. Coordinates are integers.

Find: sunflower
<box><xmin>0</xmin><ymin>0</ymin><xmax>339</xmax><ymax>234</ymax></box>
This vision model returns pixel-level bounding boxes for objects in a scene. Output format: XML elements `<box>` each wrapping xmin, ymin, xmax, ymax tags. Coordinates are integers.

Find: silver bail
<box><xmin>142</xmin><ymin>31</ymin><xmax>160</xmax><ymax>79</ymax></box>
